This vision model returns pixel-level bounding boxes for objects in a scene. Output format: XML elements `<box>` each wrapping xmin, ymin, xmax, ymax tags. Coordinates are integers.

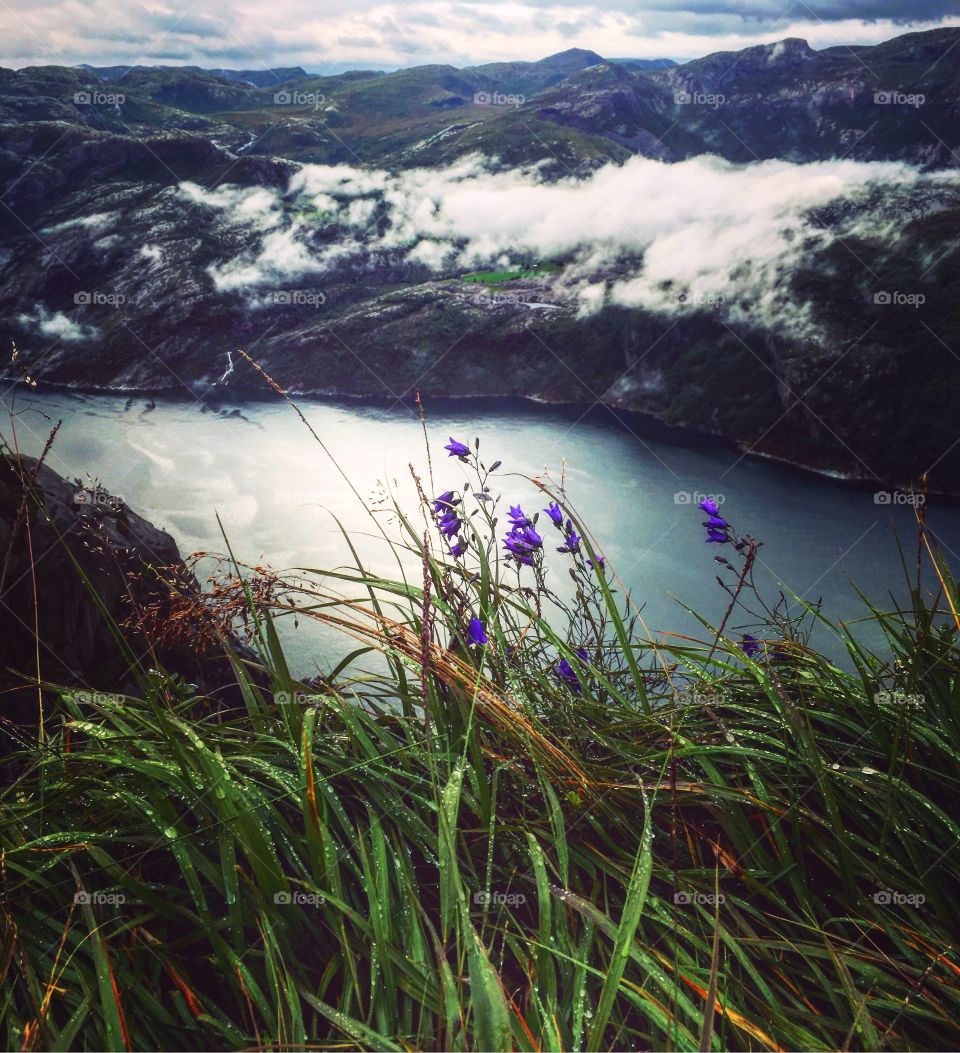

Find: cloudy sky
<box><xmin>2</xmin><ymin>0</ymin><xmax>959</xmax><ymax>71</ymax></box>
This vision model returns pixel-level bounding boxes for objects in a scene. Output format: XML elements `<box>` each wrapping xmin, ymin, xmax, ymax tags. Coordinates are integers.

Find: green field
<box><xmin>461</xmin><ymin>262</ymin><xmax>561</xmax><ymax>284</ymax></box>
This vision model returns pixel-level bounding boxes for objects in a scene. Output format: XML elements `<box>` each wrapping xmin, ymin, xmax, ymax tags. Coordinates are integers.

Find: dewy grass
<box><xmin>2</xmin><ymin>415</ymin><xmax>960</xmax><ymax>1052</ymax></box>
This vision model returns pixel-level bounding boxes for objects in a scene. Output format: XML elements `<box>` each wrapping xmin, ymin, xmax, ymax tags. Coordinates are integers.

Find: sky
<box><xmin>1</xmin><ymin>0</ymin><xmax>959</xmax><ymax>72</ymax></box>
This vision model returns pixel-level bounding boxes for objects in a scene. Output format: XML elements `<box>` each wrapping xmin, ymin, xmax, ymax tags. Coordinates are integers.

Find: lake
<box><xmin>5</xmin><ymin>387</ymin><xmax>956</xmax><ymax>675</ymax></box>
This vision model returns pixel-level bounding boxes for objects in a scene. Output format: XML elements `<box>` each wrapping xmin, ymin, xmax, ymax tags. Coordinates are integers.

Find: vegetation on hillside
<box><xmin>2</xmin><ymin>403</ymin><xmax>959</xmax><ymax>1051</ymax></box>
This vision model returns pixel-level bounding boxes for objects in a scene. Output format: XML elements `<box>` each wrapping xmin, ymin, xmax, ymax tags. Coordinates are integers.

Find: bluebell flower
<box><xmin>698</xmin><ymin>499</ymin><xmax>731</xmax><ymax>544</ymax></box>
<box><xmin>507</xmin><ymin>504</ymin><xmax>531</xmax><ymax>528</ymax></box>
<box><xmin>558</xmin><ymin>525</ymin><xmax>581</xmax><ymax>554</ymax></box>
<box><xmin>438</xmin><ymin>511</ymin><xmax>461</xmax><ymax>537</ymax></box>
<box><xmin>503</xmin><ymin>523</ymin><xmax>543</xmax><ymax>565</ymax></box>
<box><xmin>555</xmin><ymin>647</ymin><xmax>589</xmax><ymax>693</ymax></box>
<box><xmin>444</xmin><ymin>437</ymin><xmax>470</xmax><ymax>458</ymax></box>
<box><xmin>449</xmin><ymin>538</ymin><xmax>468</xmax><ymax>557</ymax></box>
<box><xmin>588</xmin><ymin>554</ymin><xmax>605</xmax><ymax>569</ymax></box>
<box><xmin>741</xmin><ymin>634</ymin><xmax>761</xmax><ymax>659</ymax></box>
<box><xmin>468</xmin><ymin>618</ymin><xmax>488</xmax><ymax>646</ymax></box>
<box><xmin>544</xmin><ymin>501</ymin><xmax>563</xmax><ymax>527</ymax></box>
<box><xmin>433</xmin><ymin>490</ymin><xmax>459</xmax><ymax>514</ymax></box>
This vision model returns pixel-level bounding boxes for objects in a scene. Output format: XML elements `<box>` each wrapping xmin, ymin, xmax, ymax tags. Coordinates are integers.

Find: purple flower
<box><xmin>433</xmin><ymin>490</ymin><xmax>460</xmax><ymax>514</ymax></box>
<box><xmin>503</xmin><ymin>523</ymin><xmax>543</xmax><ymax>565</ymax></box>
<box><xmin>505</xmin><ymin>549</ymin><xmax>534</xmax><ymax>566</ymax></box>
<box><xmin>555</xmin><ymin>647</ymin><xmax>589</xmax><ymax>693</ymax></box>
<box><xmin>445</xmin><ymin>437</ymin><xmax>470</xmax><ymax>458</ymax></box>
<box><xmin>558</xmin><ymin>527</ymin><xmax>581</xmax><ymax>554</ymax></box>
<box><xmin>588</xmin><ymin>554</ymin><xmax>605</xmax><ymax>569</ymax></box>
<box><xmin>544</xmin><ymin>501</ymin><xmax>563</xmax><ymax>527</ymax></box>
<box><xmin>741</xmin><ymin>634</ymin><xmax>761</xmax><ymax>659</ymax></box>
<box><xmin>450</xmin><ymin>538</ymin><xmax>468</xmax><ymax>558</ymax></box>
<box><xmin>699</xmin><ymin>500</ymin><xmax>731</xmax><ymax>544</ymax></box>
<box><xmin>507</xmin><ymin>504</ymin><xmax>531</xmax><ymax>528</ymax></box>
<box><xmin>468</xmin><ymin>617</ymin><xmax>488</xmax><ymax>646</ymax></box>
<box><xmin>438</xmin><ymin>511</ymin><xmax>461</xmax><ymax>537</ymax></box>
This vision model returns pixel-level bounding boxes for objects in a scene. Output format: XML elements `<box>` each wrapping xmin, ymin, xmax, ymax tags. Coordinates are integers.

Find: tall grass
<box><xmin>2</xmin><ymin>411</ymin><xmax>960</xmax><ymax>1052</ymax></box>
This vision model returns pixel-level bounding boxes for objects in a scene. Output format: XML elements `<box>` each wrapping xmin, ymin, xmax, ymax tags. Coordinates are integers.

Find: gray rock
<box><xmin>0</xmin><ymin>455</ymin><xmax>255</xmax><ymax>761</ymax></box>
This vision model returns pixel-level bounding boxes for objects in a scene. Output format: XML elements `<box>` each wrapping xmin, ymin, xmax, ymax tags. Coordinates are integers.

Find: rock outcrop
<box><xmin>0</xmin><ymin>454</ymin><xmax>251</xmax><ymax>762</ymax></box>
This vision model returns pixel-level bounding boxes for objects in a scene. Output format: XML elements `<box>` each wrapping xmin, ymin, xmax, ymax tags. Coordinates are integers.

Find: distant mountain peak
<box><xmin>537</xmin><ymin>47</ymin><xmax>606</xmax><ymax>67</ymax></box>
<box><xmin>763</xmin><ymin>37</ymin><xmax>815</xmax><ymax>60</ymax></box>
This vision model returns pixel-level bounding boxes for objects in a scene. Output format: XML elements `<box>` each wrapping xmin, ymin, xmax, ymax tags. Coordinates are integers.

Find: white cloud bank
<box><xmin>180</xmin><ymin>153</ymin><xmax>960</xmax><ymax>338</ymax></box>
<box><xmin>2</xmin><ymin>0</ymin><xmax>958</xmax><ymax>69</ymax></box>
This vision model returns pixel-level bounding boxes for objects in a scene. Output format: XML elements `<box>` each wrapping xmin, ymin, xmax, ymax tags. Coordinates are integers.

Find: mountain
<box><xmin>607</xmin><ymin>58</ymin><xmax>677</xmax><ymax>70</ymax></box>
<box><xmin>645</xmin><ymin>29</ymin><xmax>960</xmax><ymax>165</ymax></box>
<box><xmin>2</xmin><ymin>29</ymin><xmax>960</xmax><ymax>491</ymax></box>
<box><xmin>468</xmin><ymin>48</ymin><xmax>608</xmax><ymax>95</ymax></box>
<box><xmin>79</xmin><ymin>64</ymin><xmax>309</xmax><ymax>87</ymax></box>
<box><xmin>6</xmin><ymin>30</ymin><xmax>959</xmax><ymax>169</ymax></box>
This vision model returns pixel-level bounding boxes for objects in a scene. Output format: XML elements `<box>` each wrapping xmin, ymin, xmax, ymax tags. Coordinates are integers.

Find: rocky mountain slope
<box><xmin>2</xmin><ymin>30</ymin><xmax>958</xmax><ymax>170</ymax></box>
<box><xmin>0</xmin><ymin>454</ymin><xmax>252</xmax><ymax>755</ymax></box>
<box><xmin>1</xmin><ymin>29</ymin><xmax>959</xmax><ymax>491</ymax></box>
<box><xmin>80</xmin><ymin>63</ymin><xmax>310</xmax><ymax>88</ymax></box>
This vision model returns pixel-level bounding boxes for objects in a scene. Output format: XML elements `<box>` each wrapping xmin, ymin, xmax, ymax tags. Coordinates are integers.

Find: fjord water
<box><xmin>10</xmin><ymin>389</ymin><xmax>960</xmax><ymax>674</ymax></box>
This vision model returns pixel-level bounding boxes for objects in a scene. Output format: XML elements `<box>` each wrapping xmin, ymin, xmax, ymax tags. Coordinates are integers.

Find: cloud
<box><xmin>642</xmin><ymin>0</ymin><xmax>959</xmax><ymax>21</ymax></box>
<box><xmin>17</xmin><ymin>305</ymin><xmax>99</xmax><ymax>342</ymax></box>
<box><xmin>180</xmin><ymin>153</ymin><xmax>960</xmax><ymax>339</ymax></box>
<box><xmin>42</xmin><ymin>211</ymin><xmax>119</xmax><ymax>236</ymax></box>
<box><xmin>1</xmin><ymin>0</ymin><xmax>958</xmax><ymax>69</ymax></box>
<box><xmin>179</xmin><ymin>183</ymin><xmax>283</xmax><ymax>232</ymax></box>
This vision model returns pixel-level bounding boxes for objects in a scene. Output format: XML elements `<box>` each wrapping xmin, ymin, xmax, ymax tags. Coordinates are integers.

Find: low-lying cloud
<box><xmin>180</xmin><ymin>153</ymin><xmax>960</xmax><ymax>339</ymax></box>
<box><xmin>17</xmin><ymin>305</ymin><xmax>100</xmax><ymax>343</ymax></box>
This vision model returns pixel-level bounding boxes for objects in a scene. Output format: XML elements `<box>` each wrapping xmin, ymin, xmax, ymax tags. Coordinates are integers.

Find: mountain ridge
<box><xmin>1</xmin><ymin>26</ymin><xmax>959</xmax><ymax>491</ymax></box>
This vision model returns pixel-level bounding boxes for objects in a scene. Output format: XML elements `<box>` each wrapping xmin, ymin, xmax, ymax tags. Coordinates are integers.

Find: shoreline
<box><xmin>6</xmin><ymin>375</ymin><xmax>954</xmax><ymax>502</ymax></box>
